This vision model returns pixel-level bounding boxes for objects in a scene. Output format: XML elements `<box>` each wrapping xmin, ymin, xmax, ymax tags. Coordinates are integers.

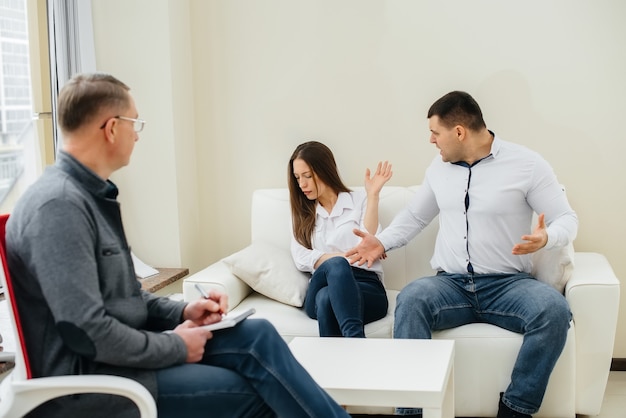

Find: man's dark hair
<box><xmin>57</xmin><ymin>73</ymin><xmax>130</xmax><ymax>133</ymax></box>
<box><xmin>427</xmin><ymin>91</ymin><xmax>486</xmax><ymax>132</ymax></box>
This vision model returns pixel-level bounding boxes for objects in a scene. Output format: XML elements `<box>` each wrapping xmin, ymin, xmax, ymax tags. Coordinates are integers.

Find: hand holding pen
<box><xmin>194</xmin><ymin>283</ymin><xmax>228</xmax><ymax>316</ymax></box>
<box><xmin>180</xmin><ymin>284</ymin><xmax>229</xmax><ymax>326</ymax></box>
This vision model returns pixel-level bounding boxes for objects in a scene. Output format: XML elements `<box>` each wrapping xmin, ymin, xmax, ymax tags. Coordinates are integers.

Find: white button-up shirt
<box><xmin>377</xmin><ymin>134</ymin><xmax>578</xmax><ymax>275</ymax></box>
<box><xmin>291</xmin><ymin>190</ymin><xmax>384</xmax><ymax>279</ymax></box>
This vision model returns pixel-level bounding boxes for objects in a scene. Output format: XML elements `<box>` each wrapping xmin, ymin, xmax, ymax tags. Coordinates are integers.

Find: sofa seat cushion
<box><xmin>229</xmin><ymin>289</ymin><xmax>399</xmax><ymax>342</ymax></box>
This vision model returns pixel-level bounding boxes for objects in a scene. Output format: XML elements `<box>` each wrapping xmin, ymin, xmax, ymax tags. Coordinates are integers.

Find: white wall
<box><xmin>91</xmin><ymin>0</ymin><xmax>207</xmax><ymax>272</ymax></box>
<box><xmin>91</xmin><ymin>0</ymin><xmax>626</xmax><ymax>356</ymax></box>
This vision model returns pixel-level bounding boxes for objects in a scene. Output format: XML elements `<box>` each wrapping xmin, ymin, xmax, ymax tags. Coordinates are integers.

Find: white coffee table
<box><xmin>289</xmin><ymin>337</ymin><xmax>454</xmax><ymax>418</ymax></box>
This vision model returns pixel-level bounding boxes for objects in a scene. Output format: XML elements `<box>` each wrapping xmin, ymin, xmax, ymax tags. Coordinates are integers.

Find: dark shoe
<box><xmin>497</xmin><ymin>393</ymin><xmax>531</xmax><ymax>418</ymax></box>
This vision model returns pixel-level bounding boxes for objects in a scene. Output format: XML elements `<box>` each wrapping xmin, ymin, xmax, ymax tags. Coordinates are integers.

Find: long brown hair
<box><xmin>288</xmin><ymin>141</ymin><xmax>350</xmax><ymax>249</ymax></box>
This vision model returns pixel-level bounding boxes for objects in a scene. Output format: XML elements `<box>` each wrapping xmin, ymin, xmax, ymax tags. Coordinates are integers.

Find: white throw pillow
<box><xmin>222</xmin><ymin>242</ymin><xmax>309</xmax><ymax>307</ymax></box>
<box><xmin>531</xmin><ymin>243</ymin><xmax>575</xmax><ymax>294</ymax></box>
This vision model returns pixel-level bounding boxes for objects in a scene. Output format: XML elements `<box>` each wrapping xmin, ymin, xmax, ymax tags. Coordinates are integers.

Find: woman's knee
<box><xmin>319</xmin><ymin>256</ymin><xmax>351</xmax><ymax>272</ymax></box>
<box><xmin>314</xmin><ymin>288</ymin><xmax>332</xmax><ymax>311</ymax></box>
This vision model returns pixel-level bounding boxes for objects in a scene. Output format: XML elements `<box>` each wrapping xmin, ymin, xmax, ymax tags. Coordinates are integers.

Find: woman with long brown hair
<box><xmin>288</xmin><ymin>141</ymin><xmax>392</xmax><ymax>337</ymax></box>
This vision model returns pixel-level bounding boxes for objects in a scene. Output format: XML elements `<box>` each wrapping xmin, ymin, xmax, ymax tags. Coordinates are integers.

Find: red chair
<box><xmin>0</xmin><ymin>213</ymin><xmax>157</xmax><ymax>417</ymax></box>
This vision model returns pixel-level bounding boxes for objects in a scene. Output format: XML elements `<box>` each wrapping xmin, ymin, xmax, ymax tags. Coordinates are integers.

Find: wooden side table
<box><xmin>140</xmin><ymin>267</ymin><xmax>189</xmax><ymax>293</ymax></box>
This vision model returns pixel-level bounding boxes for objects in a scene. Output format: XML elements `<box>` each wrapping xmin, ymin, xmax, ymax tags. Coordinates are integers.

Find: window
<box><xmin>0</xmin><ymin>0</ymin><xmax>53</xmax><ymax>212</ymax></box>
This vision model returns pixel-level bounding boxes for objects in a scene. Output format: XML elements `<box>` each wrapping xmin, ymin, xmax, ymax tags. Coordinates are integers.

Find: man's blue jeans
<box><xmin>394</xmin><ymin>272</ymin><xmax>571</xmax><ymax>416</ymax></box>
<box><xmin>304</xmin><ymin>257</ymin><xmax>388</xmax><ymax>337</ymax></box>
<box><xmin>156</xmin><ymin>318</ymin><xmax>349</xmax><ymax>418</ymax></box>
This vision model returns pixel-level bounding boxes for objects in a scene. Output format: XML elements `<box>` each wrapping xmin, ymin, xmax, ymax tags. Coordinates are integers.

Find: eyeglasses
<box><xmin>100</xmin><ymin>116</ymin><xmax>146</xmax><ymax>132</ymax></box>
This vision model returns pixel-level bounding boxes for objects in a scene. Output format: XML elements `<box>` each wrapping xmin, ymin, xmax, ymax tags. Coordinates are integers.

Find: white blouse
<box><xmin>291</xmin><ymin>190</ymin><xmax>384</xmax><ymax>279</ymax></box>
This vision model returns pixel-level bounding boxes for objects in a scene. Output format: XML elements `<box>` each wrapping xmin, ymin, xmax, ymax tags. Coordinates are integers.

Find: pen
<box><xmin>195</xmin><ymin>283</ymin><xmax>210</xmax><ymax>299</ymax></box>
<box><xmin>195</xmin><ymin>283</ymin><xmax>225</xmax><ymax>316</ymax></box>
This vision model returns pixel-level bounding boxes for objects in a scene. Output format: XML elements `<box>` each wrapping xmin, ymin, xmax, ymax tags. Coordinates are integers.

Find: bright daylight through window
<box><xmin>0</xmin><ymin>0</ymin><xmax>39</xmax><ymax>209</ymax></box>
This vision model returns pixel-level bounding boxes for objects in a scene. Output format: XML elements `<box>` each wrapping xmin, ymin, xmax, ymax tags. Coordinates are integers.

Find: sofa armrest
<box><xmin>182</xmin><ymin>261</ymin><xmax>253</xmax><ymax>312</ymax></box>
<box><xmin>565</xmin><ymin>252</ymin><xmax>620</xmax><ymax>415</ymax></box>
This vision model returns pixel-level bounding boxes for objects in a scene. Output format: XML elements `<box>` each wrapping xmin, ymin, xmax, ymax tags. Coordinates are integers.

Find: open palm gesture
<box><xmin>364</xmin><ymin>161</ymin><xmax>393</xmax><ymax>196</ymax></box>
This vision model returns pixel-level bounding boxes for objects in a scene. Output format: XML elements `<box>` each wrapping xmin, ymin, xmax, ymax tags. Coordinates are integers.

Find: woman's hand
<box><xmin>364</xmin><ymin>161</ymin><xmax>393</xmax><ymax>197</ymax></box>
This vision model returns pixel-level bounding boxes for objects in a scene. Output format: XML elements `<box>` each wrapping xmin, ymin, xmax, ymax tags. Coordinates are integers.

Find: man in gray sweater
<box><xmin>6</xmin><ymin>72</ymin><xmax>349</xmax><ymax>418</ymax></box>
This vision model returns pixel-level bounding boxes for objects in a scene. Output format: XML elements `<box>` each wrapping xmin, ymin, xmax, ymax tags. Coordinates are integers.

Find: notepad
<box><xmin>201</xmin><ymin>308</ymin><xmax>256</xmax><ymax>331</ymax></box>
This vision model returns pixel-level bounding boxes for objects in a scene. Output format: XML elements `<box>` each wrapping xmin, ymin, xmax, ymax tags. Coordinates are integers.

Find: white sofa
<box><xmin>182</xmin><ymin>186</ymin><xmax>620</xmax><ymax>417</ymax></box>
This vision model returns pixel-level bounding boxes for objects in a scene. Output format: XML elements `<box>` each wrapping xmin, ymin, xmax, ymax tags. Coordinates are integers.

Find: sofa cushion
<box><xmin>222</xmin><ymin>241</ymin><xmax>309</xmax><ymax>307</ymax></box>
<box><xmin>531</xmin><ymin>242</ymin><xmax>575</xmax><ymax>293</ymax></box>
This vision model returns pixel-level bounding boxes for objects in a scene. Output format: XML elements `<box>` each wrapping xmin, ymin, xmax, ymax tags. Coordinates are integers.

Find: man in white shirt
<box><xmin>347</xmin><ymin>91</ymin><xmax>577</xmax><ymax>418</ymax></box>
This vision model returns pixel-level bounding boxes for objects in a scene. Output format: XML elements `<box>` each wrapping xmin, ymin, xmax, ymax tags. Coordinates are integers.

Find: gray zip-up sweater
<box><xmin>6</xmin><ymin>151</ymin><xmax>188</xmax><ymax>417</ymax></box>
